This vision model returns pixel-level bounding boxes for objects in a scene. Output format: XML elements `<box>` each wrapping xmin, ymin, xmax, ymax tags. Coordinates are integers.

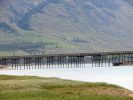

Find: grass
<box><xmin>0</xmin><ymin>75</ymin><xmax>133</xmax><ymax>100</ymax></box>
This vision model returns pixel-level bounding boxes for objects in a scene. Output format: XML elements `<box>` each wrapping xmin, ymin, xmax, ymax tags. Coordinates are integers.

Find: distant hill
<box><xmin>0</xmin><ymin>0</ymin><xmax>133</xmax><ymax>54</ymax></box>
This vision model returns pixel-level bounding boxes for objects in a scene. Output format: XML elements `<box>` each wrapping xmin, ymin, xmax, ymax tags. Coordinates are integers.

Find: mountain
<box><xmin>0</xmin><ymin>0</ymin><xmax>133</xmax><ymax>54</ymax></box>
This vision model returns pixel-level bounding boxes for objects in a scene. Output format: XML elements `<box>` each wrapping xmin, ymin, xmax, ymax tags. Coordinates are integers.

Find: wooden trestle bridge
<box><xmin>0</xmin><ymin>51</ymin><xmax>133</xmax><ymax>70</ymax></box>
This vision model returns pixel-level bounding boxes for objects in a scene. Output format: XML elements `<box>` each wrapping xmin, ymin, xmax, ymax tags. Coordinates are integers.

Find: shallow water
<box><xmin>0</xmin><ymin>64</ymin><xmax>133</xmax><ymax>91</ymax></box>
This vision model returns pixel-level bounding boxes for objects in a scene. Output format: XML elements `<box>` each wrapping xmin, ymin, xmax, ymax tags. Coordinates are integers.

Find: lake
<box><xmin>0</xmin><ymin>64</ymin><xmax>133</xmax><ymax>91</ymax></box>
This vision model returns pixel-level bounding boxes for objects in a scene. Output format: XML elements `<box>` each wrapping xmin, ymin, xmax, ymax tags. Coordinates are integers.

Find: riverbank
<box><xmin>1</xmin><ymin>66</ymin><xmax>133</xmax><ymax>91</ymax></box>
<box><xmin>0</xmin><ymin>75</ymin><xmax>133</xmax><ymax>100</ymax></box>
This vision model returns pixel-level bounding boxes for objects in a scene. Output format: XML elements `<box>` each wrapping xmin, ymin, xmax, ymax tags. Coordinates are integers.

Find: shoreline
<box><xmin>0</xmin><ymin>66</ymin><xmax>133</xmax><ymax>91</ymax></box>
<box><xmin>0</xmin><ymin>68</ymin><xmax>10</xmax><ymax>71</ymax></box>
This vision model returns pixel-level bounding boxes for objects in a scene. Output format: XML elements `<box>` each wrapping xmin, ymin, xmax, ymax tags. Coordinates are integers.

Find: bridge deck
<box><xmin>1</xmin><ymin>51</ymin><xmax>133</xmax><ymax>58</ymax></box>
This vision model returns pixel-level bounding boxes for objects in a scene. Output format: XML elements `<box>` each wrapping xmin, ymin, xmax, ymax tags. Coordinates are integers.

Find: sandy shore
<box><xmin>0</xmin><ymin>67</ymin><xmax>11</xmax><ymax>71</ymax></box>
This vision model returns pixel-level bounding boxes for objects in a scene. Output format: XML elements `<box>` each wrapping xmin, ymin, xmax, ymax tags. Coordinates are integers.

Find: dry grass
<box><xmin>0</xmin><ymin>75</ymin><xmax>133</xmax><ymax>100</ymax></box>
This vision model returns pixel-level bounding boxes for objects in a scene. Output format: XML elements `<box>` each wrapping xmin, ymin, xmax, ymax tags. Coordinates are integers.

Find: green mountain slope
<box><xmin>0</xmin><ymin>0</ymin><xmax>133</xmax><ymax>54</ymax></box>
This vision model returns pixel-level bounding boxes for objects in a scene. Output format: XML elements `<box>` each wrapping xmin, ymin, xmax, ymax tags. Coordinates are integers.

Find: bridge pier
<box><xmin>1</xmin><ymin>51</ymin><xmax>133</xmax><ymax>69</ymax></box>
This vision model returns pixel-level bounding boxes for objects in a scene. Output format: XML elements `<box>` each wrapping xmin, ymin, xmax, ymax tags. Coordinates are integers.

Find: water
<box><xmin>0</xmin><ymin>64</ymin><xmax>133</xmax><ymax>91</ymax></box>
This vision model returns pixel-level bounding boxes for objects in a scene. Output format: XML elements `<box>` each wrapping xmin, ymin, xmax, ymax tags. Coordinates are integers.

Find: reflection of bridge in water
<box><xmin>0</xmin><ymin>51</ymin><xmax>133</xmax><ymax>70</ymax></box>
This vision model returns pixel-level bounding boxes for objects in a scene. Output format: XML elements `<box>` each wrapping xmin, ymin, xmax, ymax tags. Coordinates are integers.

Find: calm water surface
<box><xmin>0</xmin><ymin>64</ymin><xmax>133</xmax><ymax>91</ymax></box>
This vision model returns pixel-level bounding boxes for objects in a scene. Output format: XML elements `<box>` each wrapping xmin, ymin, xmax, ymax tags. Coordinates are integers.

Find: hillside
<box><xmin>0</xmin><ymin>0</ymin><xmax>133</xmax><ymax>54</ymax></box>
<box><xmin>0</xmin><ymin>75</ymin><xmax>133</xmax><ymax>100</ymax></box>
